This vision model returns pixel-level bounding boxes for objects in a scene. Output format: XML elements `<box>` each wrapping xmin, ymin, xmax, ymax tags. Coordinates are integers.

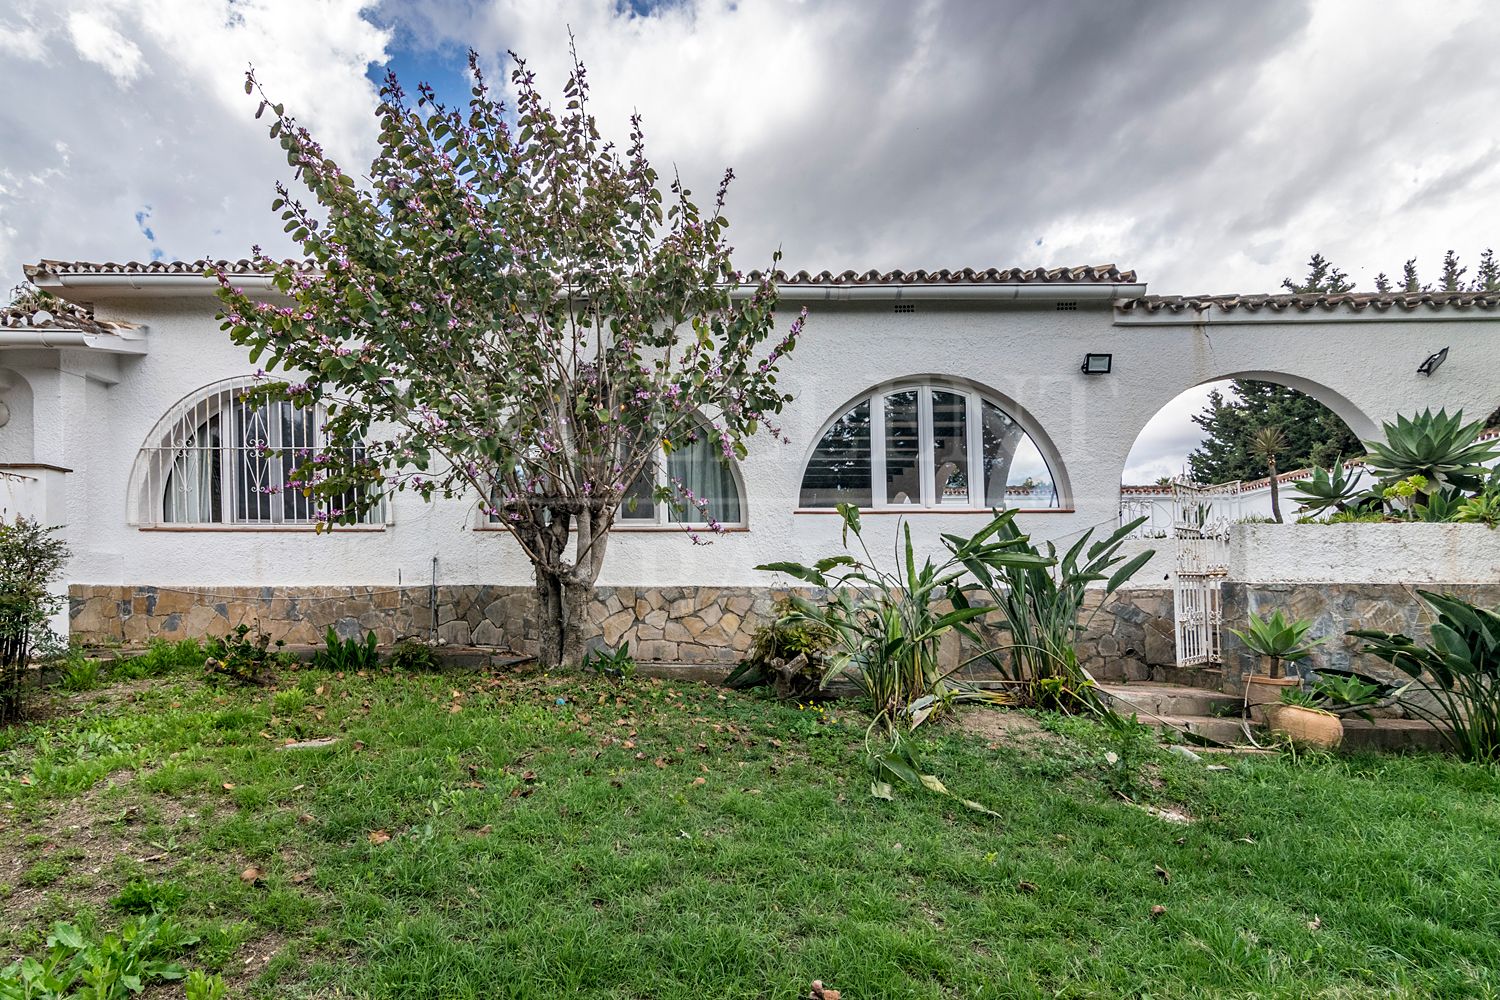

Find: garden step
<box><xmin>1145</xmin><ymin>714</ymin><xmax>1255</xmax><ymax>746</ymax></box>
<box><xmin>1340</xmin><ymin>718</ymin><xmax>1450</xmax><ymax>752</ymax></box>
<box><xmin>1099</xmin><ymin>682</ymin><xmax>1242</xmax><ymax>720</ymax></box>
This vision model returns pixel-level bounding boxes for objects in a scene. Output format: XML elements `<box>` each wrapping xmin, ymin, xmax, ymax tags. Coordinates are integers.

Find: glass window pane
<box><xmin>883</xmin><ymin>390</ymin><xmax>920</xmax><ymax>505</ymax></box>
<box><xmin>234</xmin><ymin>402</ymin><xmax>274</xmax><ymax>523</ymax></box>
<box><xmin>799</xmin><ymin>400</ymin><xmax>872</xmax><ymax>508</ymax></box>
<box><xmin>667</xmin><ymin>432</ymin><xmax>741</xmax><ymax>524</ymax></box>
<box><xmin>932</xmin><ymin>390</ymin><xmax>969</xmax><ymax>505</ymax></box>
<box><xmin>620</xmin><ymin>457</ymin><xmax>658</xmax><ymax>520</ymax></box>
<box><xmin>982</xmin><ymin>400</ymin><xmax>1058</xmax><ymax>508</ymax></box>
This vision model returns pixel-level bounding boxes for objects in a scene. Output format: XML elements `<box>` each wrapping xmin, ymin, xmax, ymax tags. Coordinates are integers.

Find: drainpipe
<box><xmin>429</xmin><ymin>556</ymin><xmax>438</xmax><ymax>644</ymax></box>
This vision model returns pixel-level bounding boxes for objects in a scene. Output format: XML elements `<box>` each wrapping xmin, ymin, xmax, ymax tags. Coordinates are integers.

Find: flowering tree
<box><xmin>217</xmin><ymin>49</ymin><xmax>804</xmax><ymax>666</ymax></box>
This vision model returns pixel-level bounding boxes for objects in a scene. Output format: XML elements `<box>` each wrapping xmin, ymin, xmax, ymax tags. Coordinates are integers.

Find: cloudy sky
<box><xmin>3</xmin><ymin>0</ymin><xmax>1498</xmax><ymax>480</ymax></box>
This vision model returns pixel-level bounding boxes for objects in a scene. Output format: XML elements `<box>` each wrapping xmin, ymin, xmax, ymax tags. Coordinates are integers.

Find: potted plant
<box><xmin>1230</xmin><ymin>610</ymin><xmax>1324</xmax><ymax>722</ymax></box>
<box><xmin>1269</xmin><ymin>687</ymin><xmax>1344</xmax><ymax>748</ymax></box>
<box><xmin>1267</xmin><ymin>673</ymin><xmax>1393</xmax><ymax>749</ymax></box>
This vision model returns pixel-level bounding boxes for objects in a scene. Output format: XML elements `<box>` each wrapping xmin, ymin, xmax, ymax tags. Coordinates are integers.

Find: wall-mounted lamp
<box><xmin>1417</xmin><ymin>347</ymin><xmax>1448</xmax><ymax>377</ymax></box>
<box><xmin>1081</xmin><ymin>353</ymin><xmax>1113</xmax><ymax>375</ymax></box>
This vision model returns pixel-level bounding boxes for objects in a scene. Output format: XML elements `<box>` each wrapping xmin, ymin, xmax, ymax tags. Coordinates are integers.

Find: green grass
<box><xmin>3</xmin><ymin>663</ymin><xmax>1500</xmax><ymax>998</ymax></box>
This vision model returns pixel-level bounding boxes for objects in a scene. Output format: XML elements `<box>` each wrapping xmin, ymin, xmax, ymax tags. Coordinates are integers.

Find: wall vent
<box><xmin>1055</xmin><ymin>301</ymin><xmax>1079</xmax><ymax>311</ymax></box>
<box><xmin>893</xmin><ymin>302</ymin><xmax>916</xmax><ymax>314</ymax></box>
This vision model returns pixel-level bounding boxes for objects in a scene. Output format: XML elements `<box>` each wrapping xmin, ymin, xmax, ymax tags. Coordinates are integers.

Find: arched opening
<box><xmin>798</xmin><ymin>376</ymin><xmax>1069</xmax><ymax>510</ymax></box>
<box><xmin>1122</xmin><ymin>372</ymin><xmax>1373</xmax><ymax>526</ymax></box>
<box><xmin>127</xmin><ymin>376</ymin><xmax>384</xmax><ymax>527</ymax></box>
<box><xmin>0</xmin><ymin>368</ymin><xmax>35</xmax><ymax>465</ymax></box>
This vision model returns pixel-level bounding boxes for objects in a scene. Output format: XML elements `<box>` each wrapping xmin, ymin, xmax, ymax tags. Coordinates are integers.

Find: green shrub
<box><xmin>758</xmin><ymin>505</ymin><xmax>1049</xmax><ymax>735</ymax></box>
<box><xmin>386</xmin><ymin>638</ymin><xmax>442</xmax><ymax>672</ymax></box>
<box><xmin>204</xmin><ymin>624</ymin><xmax>285</xmax><ymax>685</ymax></box>
<box><xmin>57</xmin><ymin>650</ymin><xmax>105</xmax><ymax>693</ymax></box>
<box><xmin>947</xmin><ymin>515</ymin><xmax>1153</xmax><ymax>712</ymax></box>
<box><xmin>1</xmin><ymin>515</ymin><xmax>71</xmax><ymax>723</ymax></box>
<box><xmin>117</xmin><ymin>638</ymin><xmax>206</xmax><ymax>679</ymax></box>
<box><xmin>581</xmin><ymin>643</ymin><xmax>636</xmax><ymax>682</ymax></box>
<box><xmin>1351</xmin><ymin>592</ymin><xmax>1500</xmax><ymax>762</ymax></box>
<box><xmin>313</xmin><ymin>626</ymin><xmax>380</xmax><ymax>672</ymax></box>
<box><xmin>725</xmin><ymin>600</ymin><xmax>833</xmax><ymax>698</ymax></box>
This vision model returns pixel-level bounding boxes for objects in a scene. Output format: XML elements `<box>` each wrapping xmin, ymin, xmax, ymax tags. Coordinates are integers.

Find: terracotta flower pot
<box><xmin>1245</xmin><ymin>674</ymin><xmax>1299</xmax><ymax>724</ymax></box>
<box><xmin>1267</xmin><ymin>704</ymin><xmax>1344</xmax><ymax>749</ymax></box>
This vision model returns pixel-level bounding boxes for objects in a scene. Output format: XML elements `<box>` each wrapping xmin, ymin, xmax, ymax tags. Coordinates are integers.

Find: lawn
<box><xmin>3</xmin><ymin>661</ymin><xmax>1499</xmax><ymax>999</ymax></box>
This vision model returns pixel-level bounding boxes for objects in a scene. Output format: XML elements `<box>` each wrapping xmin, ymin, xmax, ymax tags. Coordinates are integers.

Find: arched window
<box><xmin>620</xmin><ymin>423</ymin><xmax>745</xmax><ymax>526</ymax></box>
<box><xmin>130</xmin><ymin>377</ymin><xmax>384</xmax><ymax>526</ymax></box>
<box><xmin>799</xmin><ymin>382</ymin><xmax>1060</xmax><ymax>509</ymax></box>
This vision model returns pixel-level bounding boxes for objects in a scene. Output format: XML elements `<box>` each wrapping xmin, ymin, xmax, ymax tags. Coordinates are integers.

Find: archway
<box><xmin>0</xmin><ymin>367</ymin><xmax>35</xmax><ymax>465</ymax></box>
<box><xmin>1122</xmin><ymin>371</ymin><xmax>1373</xmax><ymax>527</ymax></box>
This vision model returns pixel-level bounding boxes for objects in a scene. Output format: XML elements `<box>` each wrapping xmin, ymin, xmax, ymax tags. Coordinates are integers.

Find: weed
<box><xmin>386</xmin><ymin>639</ymin><xmax>442</xmax><ymax>672</ymax></box>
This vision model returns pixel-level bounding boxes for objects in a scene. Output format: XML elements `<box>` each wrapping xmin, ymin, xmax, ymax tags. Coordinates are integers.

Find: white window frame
<box><xmin>129</xmin><ymin>376</ymin><xmax>387</xmax><ymax>529</ymax></box>
<box><xmin>614</xmin><ymin>443</ymin><xmax>749</xmax><ymax>528</ymax></box>
<box><xmin>801</xmin><ymin>380</ymin><xmax>1061</xmax><ymax>511</ymax></box>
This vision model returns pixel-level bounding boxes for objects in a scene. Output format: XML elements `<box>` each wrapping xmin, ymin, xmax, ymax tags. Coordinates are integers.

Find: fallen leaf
<box><xmin>449</xmin><ymin>703</ymin><xmax>462</xmax><ymax>714</ymax></box>
<box><xmin>634</xmin><ymin>752</ymin><xmax>646</xmax><ymax>761</ymax></box>
<box><xmin>476</xmin><ymin>824</ymin><xmax>493</xmax><ymax>835</ymax></box>
<box><xmin>1017</xmin><ymin>880</ymin><xmax>1038</xmax><ymax>894</ymax></box>
<box><xmin>368</xmin><ymin>829</ymin><xmax>391</xmax><ymax>845</ymax></box>
<box><xmin>622</xmin><ymin>740</ymin><xmax>636</xmax><ymax>749</ymax></box>
<box><xmin>297</xmin><ymin>813</ymin><xmax>316</xmax><ymax>825</ymax></box>
<box><xmin>1307</xmin><ymin>916</ymin><xmax>1322</xmax><ymax>932</ymax></box>
<box><xmin>769</xmin><ymin>738</ymin><xmax>783</xmax><ymax>749</ymax></box>
<box><xmin>465</xmin><ymin>781</ymin><xmax>486</xmax><ymax>789</ymax></box>
<box><xmin>653</xmin><ymin>757</ymin><xmax>667</xmax><ymax>769</ymax></box>
<box><xmin>222</xmin><ymin>783</ymin><xmax>236</xmax><ymax>791</ymax></box>
<box><xmin>692</xmin><ymin>777</ymin><xmax>706</xmax><ymax>786</ymax></box>
<box><xmin>240</xmin><ymin>866</ymin><xmax>263</xmax><ymax>884</ymax></box>
<box><xmin>289</xmin><ymin>871</ymin><xmax>312</xmax><ymax>884</ymax></box>
<box><xmin>1150</xmin><ymin>904</ymin><xmax>1167</xmax><ymax>919</ymax></box>
<box><xmin>1154</xmin><ymin>864</ymin><xmax>1171</xmax><ymax>885</ymax></box>
<box><xmin>353</xmin><ymin>740</ymin><xmax>366</xmax><ymax>752</ymax></box>
<box><xmin>315</xmin><ymin>685</ymin><xmax>325</xmax><ymax>695</ymax></box>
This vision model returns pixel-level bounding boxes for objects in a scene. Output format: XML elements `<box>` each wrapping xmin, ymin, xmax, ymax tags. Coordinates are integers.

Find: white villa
<box><xmin>3</xmin><ymin>259</ymin><xmax>1498</xmax><ymax>680</ymax></box>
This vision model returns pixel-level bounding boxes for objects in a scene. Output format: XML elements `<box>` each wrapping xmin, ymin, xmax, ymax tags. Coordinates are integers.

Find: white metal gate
<box><xmin>1171</xmin><ymin>481</ymin><xmax>1237</xmax><ymax>668</ymax></box>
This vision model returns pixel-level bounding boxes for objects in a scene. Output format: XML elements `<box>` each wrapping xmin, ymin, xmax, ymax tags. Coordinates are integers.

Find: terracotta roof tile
<box><xmin>0</xmin><ymin>296</ymin><xmax>129</xmax><ymax>335</ymax></box>
<box><xmin>1119</xmin><ymin>290</ymin><xmax>1500</xmax><ymax>314</ymax></box>
<box><xmin>25</xmin><ymin>259</ymin><xmax>1138</xmax><ymax>286</ymax></box>
<box><xmin>23</xmin><ymin>258</ymin><xmax>318</xmax><ymax>280</ymax></box>
<box><xmin>747</xmin><ymin>265</ymin><xmax>1137</xmax><ymax>285</ymax></box>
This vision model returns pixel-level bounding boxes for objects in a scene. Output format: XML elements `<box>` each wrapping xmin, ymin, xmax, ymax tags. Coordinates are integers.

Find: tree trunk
<box><xmin>1268</xmin><ymin>458</ymin><xmax>1283</xmax><ymax>523</ymax></box>
<box><xmin>533</xmin><ymin>569</ymin><xmax>597</xmax><ymax>668</ymax></box>
<box><xmin>535</xmin><ymin>568</ymin><xmax>565</xmax><ymax>669</ymax></box>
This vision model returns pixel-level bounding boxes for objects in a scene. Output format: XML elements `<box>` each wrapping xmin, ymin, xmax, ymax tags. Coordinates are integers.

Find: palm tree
<box><xmin>1251</xmin><ymin>427</ymin><xmax>1290</xmax><ymax>523</ymax></box>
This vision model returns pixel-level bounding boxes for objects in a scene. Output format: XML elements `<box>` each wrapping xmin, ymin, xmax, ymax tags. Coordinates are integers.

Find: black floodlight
<box><xmin>1081</xmin><ymin>353</ymin><xmax>1113</xmax><ymax>375</ymax></box>
<box><xmin>1417</xmin><ymin>347</ymin><xmax>1448</xmax><ymax>377</ymax></box>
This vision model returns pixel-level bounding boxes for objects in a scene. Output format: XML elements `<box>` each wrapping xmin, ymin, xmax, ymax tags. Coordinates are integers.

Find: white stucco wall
<box><xmin>10</xmin><ymin>289</ymin><xmax>1499</xmax><ymax>602</ymax></box>
<box><xmin>1230</xmin><ymin>522</ymin><xmax>1500</xmax><ymax>584</ymax></box>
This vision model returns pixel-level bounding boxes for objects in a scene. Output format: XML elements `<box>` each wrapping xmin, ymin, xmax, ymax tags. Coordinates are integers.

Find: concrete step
<box><xmin>1099</xmin><ymin>682</ymin><xmax>1242</xmax><ymax>720</ymax></box>
<box><xmin>1340</xmin><ymin>718</ymin><xmax>1450</xmax><ymax>752</ymax></box>
<box><xmin>1148</xmin><ymin>714</ymin><xmax>1254</xmax><ymax>746</ymax></box>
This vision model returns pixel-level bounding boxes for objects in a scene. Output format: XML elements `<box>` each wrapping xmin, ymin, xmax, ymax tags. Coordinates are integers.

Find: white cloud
<box><xmin>6</xmin><ymin>0</ymin><xmax>1499</xmax><ymax>475</ymax></box>
<box><xmin>0</xmin><ymin>0</ymin><xmax>388</xmax><ymax>285</ymax></box>
<box><xmin>66</xmin><ymin>9</ymin><xmax>146</xmax><ymax>85</ymax></box>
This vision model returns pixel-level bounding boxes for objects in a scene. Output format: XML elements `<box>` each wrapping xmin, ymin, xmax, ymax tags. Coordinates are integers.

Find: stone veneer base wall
<box><xmin>68</xmin><ymin>583</ymin><xmax>1179</xmax><ymax>680</ymax></box>
<box><xmin>73</xmin><ymin>582</ymin><xmax>1490</xmax><ymax>690</ymax></box>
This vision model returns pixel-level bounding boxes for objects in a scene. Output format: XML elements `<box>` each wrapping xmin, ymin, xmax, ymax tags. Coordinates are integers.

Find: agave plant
<box><xmin>1289</xmin><ymin>462</ymin><xmax>1361</xmax><ymax>515</ymax></box>
<box><xmin>1229</xmin><ymin>610</ymin><xmax>1323</xmax><ymax>677</ymax></box>
<box><xmin>1362</xmin><ymin>408</ymin><xmax>1500</xmax><ymax>496</ymax></box>
<box><xmin>1350</xmin><ymin>592</ymin><xmax>1500</xmax><ymax>762</ymax></box>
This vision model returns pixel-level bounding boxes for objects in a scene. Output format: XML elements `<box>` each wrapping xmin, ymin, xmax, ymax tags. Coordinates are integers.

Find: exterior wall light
<box><xmin>1081</xmin><ymin>353</ymin><xmax>1113</xmax><ymax>375</ymax></box>
<box><xmin>1417</xmin><ymin>347</ymin><xmax>1448</xmax><ymax>376</ymax></box>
